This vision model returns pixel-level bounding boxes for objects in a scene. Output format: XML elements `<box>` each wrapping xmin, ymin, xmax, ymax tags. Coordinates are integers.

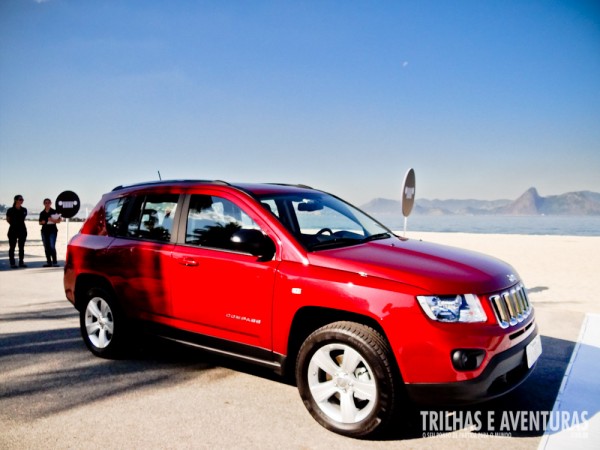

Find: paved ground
<box><xmin>540</xmin><ymin>313</ymin><xmax>600</xmax><ymax>449</ymax></box>
<box><xmin>1</xmin><ymin>228</ymin><xmax>598</xmax><ymax>449</ymax></box>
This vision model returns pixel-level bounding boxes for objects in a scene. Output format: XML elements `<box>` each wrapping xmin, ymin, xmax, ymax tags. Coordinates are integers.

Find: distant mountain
<box><xmin>418</xmin><ymin>198</ymin><xmax>511</xmax><ymax>215</ymax></box>
<box><xmin>361</xmin><ymin>197</ymin><xmax>511</xmax><ymax>216</ymax></box>
<box><xmin>361</xmin><ymin>188</ymin><xmax>600</xmax><ymax>216</ymax></box>
<box><xmin>494</xmin><ymin>188</ymin><xmax>600</xmax><ymax>215</ymax></box>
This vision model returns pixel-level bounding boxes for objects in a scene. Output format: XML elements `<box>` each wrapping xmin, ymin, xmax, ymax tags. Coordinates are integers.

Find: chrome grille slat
<box><xmin>489</xmin><ymin>284</ymin><xmax>532</xmax><ymax>329</ymax></box>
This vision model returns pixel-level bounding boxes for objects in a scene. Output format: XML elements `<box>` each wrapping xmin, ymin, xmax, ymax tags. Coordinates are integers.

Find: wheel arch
<box><xmin>284</xmin><ymin>306</ymin><xmax>400</xmax><ymax>380</ymax></box>
<box><xmin>74</xmin><ymin>273</ymin><xmax>117</xmax><ymax>311</ymax></box>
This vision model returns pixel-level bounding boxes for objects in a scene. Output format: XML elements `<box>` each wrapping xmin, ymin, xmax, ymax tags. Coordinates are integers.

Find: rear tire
<box><xmin>80</xmin><ymin>288</ymin><xmax>127</xmax><ymax>358</ymax></box>
<box><xmin>295</xmin><ymin>321</ymin><xmax>398</xmax><ymax>438</ymax></box>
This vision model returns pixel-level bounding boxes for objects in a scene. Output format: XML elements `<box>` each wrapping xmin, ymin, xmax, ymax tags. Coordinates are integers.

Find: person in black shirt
<box><xmin>6</xmin><ymin>195</ymin><xmax>28</xmax><ymax>268</ymax></box>
<box><xmin>39</xmin><ymin>198</ymin><xmax>62</xmax><ymax>267</ymax></box>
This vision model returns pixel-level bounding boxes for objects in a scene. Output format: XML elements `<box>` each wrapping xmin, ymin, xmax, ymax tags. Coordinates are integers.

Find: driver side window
<box><xmin>185</xmin><ymin>194</ymin><xmax>260</xmax><ymax>251</ymax></box>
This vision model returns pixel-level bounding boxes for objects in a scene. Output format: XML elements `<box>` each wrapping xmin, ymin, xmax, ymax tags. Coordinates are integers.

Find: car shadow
<box><xmin>0</xmin><ymin>302</ymin><xmax>583</xmax><ymax>442</ymax></box>
<box><xmin>0</xmin><ymin>309</ymin><xmax>281</xmax><ymax>422</ymax></box>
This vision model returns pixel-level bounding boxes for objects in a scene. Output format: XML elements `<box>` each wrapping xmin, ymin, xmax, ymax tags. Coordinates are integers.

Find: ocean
<box><xmin>371</xmin><ymin>214</ymin><xmax>600</xmax><ymax>237</ymax></box>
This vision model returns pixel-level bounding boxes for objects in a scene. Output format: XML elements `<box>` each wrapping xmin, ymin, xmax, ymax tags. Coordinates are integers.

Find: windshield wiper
<box><xmin>309</xmin><ymin>233</ymin><xmax>391</xmax><ymax>251</ymax></box>
<box><xmin>361</xmin><ymin>232</ymin><xmax>392</xmax><ymax>243</ymax></box>
<box><xmin>309</xmin><ymin>238</ymin><xmax>361</xmax><ymax>251</ymax></box>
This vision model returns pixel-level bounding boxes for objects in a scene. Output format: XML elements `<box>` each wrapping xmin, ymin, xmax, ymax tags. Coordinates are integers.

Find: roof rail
<box><xmin>111</xmin><ymin>179</ymin><xmax>230</xmax><ymax>192</ymax></box>
<box><xmin>267</xmin><ymin>183</ymin><xmax>314</xmax><ymax>189</ymax></box>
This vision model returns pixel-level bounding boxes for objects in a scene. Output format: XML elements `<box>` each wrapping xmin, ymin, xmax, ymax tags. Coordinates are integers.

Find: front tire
<box><xmin>80</xmin><ymin>288</ymin><xmax>126</xmax><ymax>358</ymax></box>
<box><xmin>295</xmin><ymin>321</ymin><xmax>398</xmax><ymax>438</ymax></box>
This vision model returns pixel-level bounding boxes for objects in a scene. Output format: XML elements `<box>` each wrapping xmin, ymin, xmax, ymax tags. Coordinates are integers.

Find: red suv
<box><xmin>64</xmin><ymin>180</ymin><xmax>541</xmax><ymax>438</ymax></box>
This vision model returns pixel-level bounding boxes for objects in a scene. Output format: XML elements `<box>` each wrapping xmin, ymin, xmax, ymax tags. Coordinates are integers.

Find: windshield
<box><xmin>257</xmin><ymin>191</ymin><xmax>393</xmax><ymax>251</ymax></box>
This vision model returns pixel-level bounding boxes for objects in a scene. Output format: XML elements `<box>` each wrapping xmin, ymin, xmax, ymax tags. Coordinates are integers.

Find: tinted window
<box><xmin>186</xmin><ymin>195</ymin><xmax>260</xmax><ymax>250</ymax></box>
<box><xmin>105</xmin><ymin>197</ymin><xmax>131</xmax><ymax>237</ymax></box>
<box><xmin>125</xmin><ymin>194</ymin><xmax>179</xmax><ymax>242</ymax></box>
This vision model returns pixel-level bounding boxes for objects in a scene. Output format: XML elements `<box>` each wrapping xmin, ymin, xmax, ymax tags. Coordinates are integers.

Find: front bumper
<box><xmin>405</xmin><ymin>324</ymin><xmax>540</xmax><ymax>405</ymax></box>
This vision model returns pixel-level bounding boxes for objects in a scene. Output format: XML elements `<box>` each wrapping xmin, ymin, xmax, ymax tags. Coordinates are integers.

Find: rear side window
<box><xmin>124</xmin><ymin>194</ymin><xmax>179</xmax><ymax>242</ymax></box>
<box><xmin>105</xmin><ymin>197</ymin><xmax>131</xmax><ymax>237</ymax></box>
<box><xmin>185</xmin><ymin>194</ymin><xmax>259</xmax><ymax>250</ymax></box>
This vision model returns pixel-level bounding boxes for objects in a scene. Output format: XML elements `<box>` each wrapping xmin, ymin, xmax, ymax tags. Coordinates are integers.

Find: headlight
<box><xmin>417</xmin><ymin>294</ymin><xmax>487</xmax><ymax>323</ymax></box>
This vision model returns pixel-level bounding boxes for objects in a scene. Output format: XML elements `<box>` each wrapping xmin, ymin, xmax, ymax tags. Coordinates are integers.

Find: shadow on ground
<box><xmin>0</xmin><ymin>304</ymin><xmax>279</xmax><ymax>421</ymax></box>
<box><xmin>0</xmin><ymin>300</ymin><xmax>577</xmax><ymax>441</ymax></box>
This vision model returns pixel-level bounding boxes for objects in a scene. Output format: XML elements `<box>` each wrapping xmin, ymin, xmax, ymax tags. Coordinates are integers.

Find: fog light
<box><xmin>452</xmin><ymin>349</ymin><xmax>486</xmax><ymax>371</ymax></box>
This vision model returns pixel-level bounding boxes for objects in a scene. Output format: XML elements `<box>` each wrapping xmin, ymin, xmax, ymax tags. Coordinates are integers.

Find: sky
<box><xmin>1</xmin><ymin>0</ymin><xmax>599</xmax><ymax>212</ymax></box>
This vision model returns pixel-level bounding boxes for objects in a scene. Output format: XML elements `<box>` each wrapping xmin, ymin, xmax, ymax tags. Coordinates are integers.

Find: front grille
<box><xmin>489</xmin><ymin>284</ymin><xmax>532</xmax><ymax>329</ymax></box>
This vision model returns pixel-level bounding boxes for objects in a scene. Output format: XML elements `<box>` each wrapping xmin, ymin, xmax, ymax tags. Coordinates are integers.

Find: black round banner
<box><xmin>55</xmin><ymin>191</ymin><xmax>81</xmax><ymax>219</ymax></box>
<box><xmin>401</xmin><ymin>168</ymin><xmax>416</xmax><ymax>217</ymax></box>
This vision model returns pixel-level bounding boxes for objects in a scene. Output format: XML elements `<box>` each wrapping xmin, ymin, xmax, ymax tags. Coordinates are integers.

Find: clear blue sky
<box><xmin>1</xmin><ymin>0</ymin><xmax>599</xmax><ymax>211</ymax></box>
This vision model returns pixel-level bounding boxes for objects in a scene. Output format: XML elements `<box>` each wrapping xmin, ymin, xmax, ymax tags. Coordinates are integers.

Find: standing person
<box><xmin>6</xmin><ymin>195</ymin><xmax>28</xmax><ymax>269</ymax></box>
<box><xmin>39</xmin><ymin>198</ymin><xmax>62</xmax><ymax>267</ymax></box>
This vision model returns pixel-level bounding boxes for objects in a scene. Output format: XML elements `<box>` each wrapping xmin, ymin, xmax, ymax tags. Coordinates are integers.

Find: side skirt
<box><xmin>140</xmin><ymin>321</ymin><xmax>287</xmax><ymax>375</ymax></box>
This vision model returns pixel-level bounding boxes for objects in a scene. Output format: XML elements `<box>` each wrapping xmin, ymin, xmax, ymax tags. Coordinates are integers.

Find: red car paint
<box><xmin>64</xmin><ymin>180</ymin><xmax>541</xmax><ymax>435</ymax></box>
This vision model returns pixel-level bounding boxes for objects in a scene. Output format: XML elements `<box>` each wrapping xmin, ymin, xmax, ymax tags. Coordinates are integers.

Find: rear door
<box><xmin>105</xmin><ymin>192</ymin><xmax>181</xmax><ymax>319</ymax></box>
<box><xmin>168</xmin><ymin>191</ymin><xmax>278</xmax><ymax>350</ymax></box>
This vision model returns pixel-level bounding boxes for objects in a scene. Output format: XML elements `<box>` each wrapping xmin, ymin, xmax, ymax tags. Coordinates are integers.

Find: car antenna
<box><xmin>157</xmin><ymin>170</ymin><xmax>162</xmax><ymax>180</ymax></box>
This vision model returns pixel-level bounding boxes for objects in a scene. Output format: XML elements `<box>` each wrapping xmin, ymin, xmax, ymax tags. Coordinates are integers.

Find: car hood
<box><xmin>307</xmin><ymin>237</ymin><xmax>520</xmax><ymax>294</ymax></box>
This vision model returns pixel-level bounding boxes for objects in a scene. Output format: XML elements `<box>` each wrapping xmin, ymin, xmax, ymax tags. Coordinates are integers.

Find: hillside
<box><xmin>361</xmin><ymin>188</ymin><xmax>600</xmax><ymax>216</ymax></box>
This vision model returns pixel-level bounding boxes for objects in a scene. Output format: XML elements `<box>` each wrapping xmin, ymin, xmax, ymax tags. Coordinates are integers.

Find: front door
<box><xmin>168</xmin><ymin>193</ymin><xmax>278</xmax><ymax>350</ymax></box>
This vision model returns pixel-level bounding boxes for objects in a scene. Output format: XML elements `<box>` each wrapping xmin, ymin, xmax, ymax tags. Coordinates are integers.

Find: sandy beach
<box><xmin>0</xmin><ymin>219</ymin><xmax>80</xmax><ymax>268</ymax></box>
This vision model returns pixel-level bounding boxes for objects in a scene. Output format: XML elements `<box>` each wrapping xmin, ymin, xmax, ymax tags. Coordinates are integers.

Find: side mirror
<box><xmin>230</xmin><ymin>229</ymin><xmax>276</xmax><ymax>260</ymax></box>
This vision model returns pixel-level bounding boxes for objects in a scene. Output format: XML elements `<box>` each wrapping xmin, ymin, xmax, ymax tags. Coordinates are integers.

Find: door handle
<box><xmin>177</xmin><ymin>257</ymin><xmax>198</xmax><ymax>267</ymax></box>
